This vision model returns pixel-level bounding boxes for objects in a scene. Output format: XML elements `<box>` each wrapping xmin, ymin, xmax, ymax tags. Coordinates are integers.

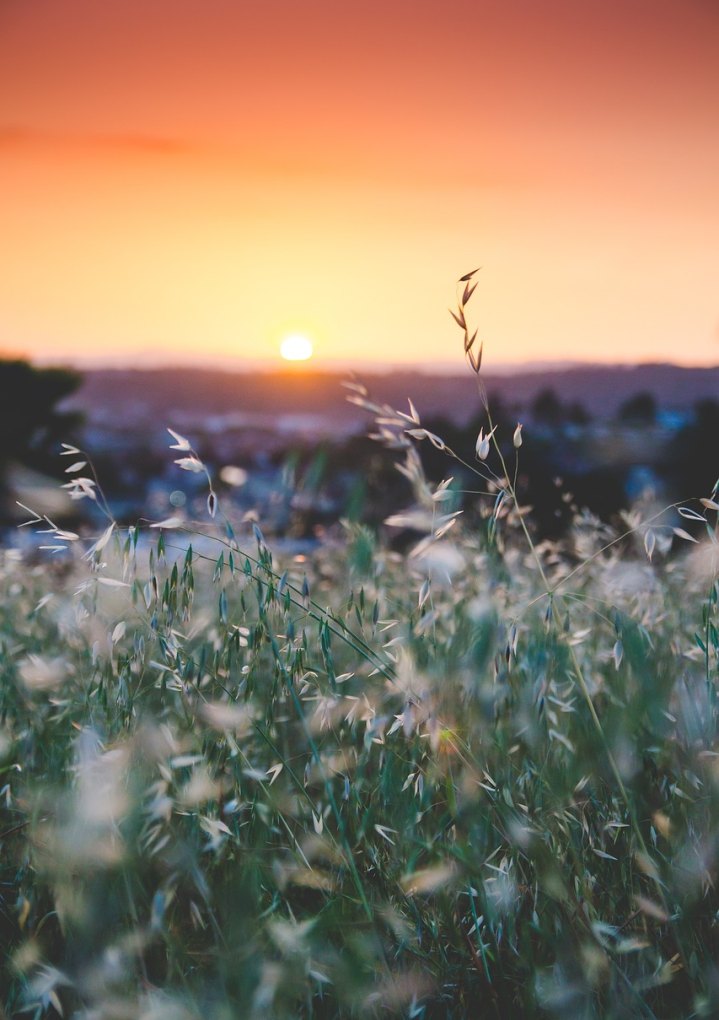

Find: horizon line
<box><xmin>19</xmin><ymin>354</ymin><xmax>719</xmax><ymax>377</ymax></box>
<box><xmin>31</xmin><ymin>358</ymin><xmax>719</xmax><ymax>379</ymax></box>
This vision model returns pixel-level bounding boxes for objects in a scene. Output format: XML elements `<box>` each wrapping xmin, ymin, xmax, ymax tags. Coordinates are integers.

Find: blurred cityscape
<box><xmin>3</xmin><ymin>360</ymin><xmax>719</xmax><ymax>546</ymax></box>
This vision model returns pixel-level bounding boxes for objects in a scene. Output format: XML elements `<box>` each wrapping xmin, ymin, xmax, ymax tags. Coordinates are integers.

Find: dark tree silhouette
<box><xmin>0</xmin><ymin>358</ymin><xmax>83</xmax><ymax>487</ymax></box>
<box><xmin>617</xmin><ymin>392</ymin><xmax>657</xmax><ymax>426</ymax></box>
<box><xmin>531</xmin><ymin>388</ymin><xmax>564</xmax><ymax>427</ymax></box>
<box><xmin>566</xmin><ymin>401</ymin><xmax>591</xmax><ymax>426</ymax></box>
<box><xmin>668</xmin><ymin>398</ymin><xmax>719</xmax><ymax>499</ymax></box>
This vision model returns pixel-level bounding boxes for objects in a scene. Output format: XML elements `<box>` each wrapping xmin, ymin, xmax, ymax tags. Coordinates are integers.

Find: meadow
<box><xmin>2</xmin><ymin>277</ymin><xmax>719</xmax><ymax>1019</ymax></box>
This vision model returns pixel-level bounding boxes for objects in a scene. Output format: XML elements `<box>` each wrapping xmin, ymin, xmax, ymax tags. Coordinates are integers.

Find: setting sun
<box><xmin>280</xmin><ymin>334</ymin><xmax>314</xmax><ymax>362</ymax></box>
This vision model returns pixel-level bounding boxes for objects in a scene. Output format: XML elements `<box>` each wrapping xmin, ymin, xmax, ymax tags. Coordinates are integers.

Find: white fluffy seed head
<box><xmin>475</xmin><ymin>430</ymin><xmax>490</xmax><ymax>460</ymax></box>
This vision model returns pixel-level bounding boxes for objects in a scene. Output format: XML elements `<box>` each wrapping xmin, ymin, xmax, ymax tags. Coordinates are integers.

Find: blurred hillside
<box><xmin>72</xmin><ymin>363</ymin><xmax>719</xmax><ymax>432</ymax></box>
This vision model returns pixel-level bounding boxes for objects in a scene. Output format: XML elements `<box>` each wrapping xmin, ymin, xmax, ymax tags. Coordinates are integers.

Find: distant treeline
<box><xmin>1</xmin><ymin>358</ymin><xmax>718</xmax><ymax>537</ymax></box>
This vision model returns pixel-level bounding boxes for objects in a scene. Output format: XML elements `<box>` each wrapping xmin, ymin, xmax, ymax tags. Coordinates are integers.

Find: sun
<box><xmin>280</xmin><ymin>334</ymin><xmax>314</xmax><ymax>362</ymax></box>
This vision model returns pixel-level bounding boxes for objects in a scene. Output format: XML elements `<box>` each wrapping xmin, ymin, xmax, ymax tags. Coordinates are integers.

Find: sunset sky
<box><xmin>1</xmin><ymin>0</ymin><xmax>717</xmax><ymax>371</ymax></box>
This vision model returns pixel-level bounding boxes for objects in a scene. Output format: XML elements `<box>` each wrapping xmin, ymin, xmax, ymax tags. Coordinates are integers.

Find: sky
<box><xmin>0</xmin><ymin>0</ymin><xmax>717</xmax><ymax>371</ymax></box>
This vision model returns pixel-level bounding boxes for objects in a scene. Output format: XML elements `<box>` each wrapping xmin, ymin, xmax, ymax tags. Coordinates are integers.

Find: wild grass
<box><xmin>2</xmin><ymin>274</ymin><xmax>719</xmax><ymax>1018</ymax></box>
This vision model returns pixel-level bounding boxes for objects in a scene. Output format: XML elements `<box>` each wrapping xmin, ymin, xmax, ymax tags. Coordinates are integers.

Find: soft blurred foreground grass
<box><xmin>2</xmin><ymin>441</ymin><xmax>719</xmax><ymax>1020</ymax></box>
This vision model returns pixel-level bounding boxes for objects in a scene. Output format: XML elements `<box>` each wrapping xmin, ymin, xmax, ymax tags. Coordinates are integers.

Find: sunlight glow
<box><xmin>280</xmin><ymin>334</ymin><xmax>314</xmax><ymax>362</ymax></box>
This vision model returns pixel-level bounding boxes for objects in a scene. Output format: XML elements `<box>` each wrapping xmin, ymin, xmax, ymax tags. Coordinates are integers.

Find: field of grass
<box><xmin>3</xmin><ymin>284</ymin><xmax>719</xmax><ymax>1019</ymax></box>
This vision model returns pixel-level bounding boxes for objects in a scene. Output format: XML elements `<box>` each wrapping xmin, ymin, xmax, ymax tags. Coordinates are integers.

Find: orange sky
<box><xmin>1</xmin><ymin>0</ymin><xmax>717</xmax><ymax>370</ymax></box>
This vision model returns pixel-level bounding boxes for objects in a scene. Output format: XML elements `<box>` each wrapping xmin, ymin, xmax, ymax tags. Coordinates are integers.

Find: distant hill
<box><xmin>72</xmin><ymin>363</ymin><xmax>719</xmax><ymax>433</ymax></box>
